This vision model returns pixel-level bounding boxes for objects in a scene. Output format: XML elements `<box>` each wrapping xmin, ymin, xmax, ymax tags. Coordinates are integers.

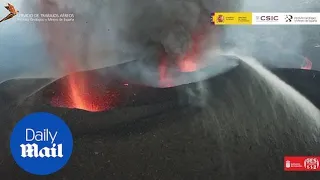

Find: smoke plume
<box><xmin>0</xmin><ymin>0</ymin><xmax>320</xmax><ymax>108</ymax></box>
<box><xmin>2</xmin><ymin>0</ymin><xmax>319</xmax><ymax>85</ymax></box>
<box><xmin>12</xmin><ymin>0</ymin><xmax>239</xmax><ymax>84</ymax></box>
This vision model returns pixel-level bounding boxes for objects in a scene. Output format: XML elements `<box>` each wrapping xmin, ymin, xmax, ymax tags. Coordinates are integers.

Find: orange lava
<box><xmin>158</xmin><ymin>26</ymin><xmax>209</xmax><ymax>86</ymax></box>
<box><xmin>68</xmin><ymin>73</ymin><xmax>101</xmax><ymax>112</ymax></box>
<box><xmin>178</xmin><ymin>59</ymin><xmax>197</xmax><ymax>72</ymax></box>
<box><xmin>177</xmin><ymin>31</ymin><xmax>203</xmax><ymax>72</ymax></box>
<box><xmin>50</xmin><ymin>72</ymin><xmax>120</xmax><ymax>112</ymax></box>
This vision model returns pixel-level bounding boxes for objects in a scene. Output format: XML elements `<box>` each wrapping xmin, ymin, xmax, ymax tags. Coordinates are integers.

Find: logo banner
<box><xmin>211</xmin><ymin>12</ymin><xmax>320</xmax><ymax>25</ymax></box>
<box><xmin>284</xmin><ymin>156</ymin><xmax>320</xmax><ymax>171</ymax></box>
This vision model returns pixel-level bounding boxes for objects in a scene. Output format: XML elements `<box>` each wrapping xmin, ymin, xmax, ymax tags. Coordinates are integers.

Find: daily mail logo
<box><xmin>10</xmin><ymin>112</ymin><xmax>73</xmax><ymax>175</ymax></box>
<box><xmin>20</xmin><ymin>128</ymin><xmax>63</xmax><ymax>158</ymax></box>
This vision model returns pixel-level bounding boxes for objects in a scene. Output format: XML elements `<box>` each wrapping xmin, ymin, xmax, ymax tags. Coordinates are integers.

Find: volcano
<box><xmin>0</xmin><ymin>60</ymin><xmax>320</xmax><ymax>180</ymax></box>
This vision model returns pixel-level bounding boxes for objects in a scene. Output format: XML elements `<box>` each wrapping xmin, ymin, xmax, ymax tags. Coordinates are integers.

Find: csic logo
<box><xmin>285</xmin><ymin>15</ymin><xmax>293</xmax><ymax>22</ymax></box>
<box><xmin>10</xmin><ymin>112</ymin><xmax>73</xmax><ymax>175</ymax></box>
<box><xmin>257</xmin><ymin>15</ymin><xmax>279</xmax><ymax>21</ymax></box>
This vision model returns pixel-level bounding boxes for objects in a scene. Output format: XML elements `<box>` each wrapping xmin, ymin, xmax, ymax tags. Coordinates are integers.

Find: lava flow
<box><xmin>50</xmin><ymin>72</ymin><xmax>121</xmax><ymax>112</ymax></box>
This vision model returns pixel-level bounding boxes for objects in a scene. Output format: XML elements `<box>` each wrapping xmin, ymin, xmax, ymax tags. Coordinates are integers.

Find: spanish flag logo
<box><xmin>211</xmin><ymin>12</ymin><xmax>252</xmax><ymax>25</ymax></box>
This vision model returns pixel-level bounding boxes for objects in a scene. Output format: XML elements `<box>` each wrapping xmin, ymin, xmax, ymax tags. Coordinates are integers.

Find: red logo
<box><xmin>284</xmin><ymin>156</ymin><xmax>320</xmax><ymax>171</ymax></box>
<box><xmin>217</xmin><ymin>15</ymin><xmax>224</xmax><ymax>22</ymax></box>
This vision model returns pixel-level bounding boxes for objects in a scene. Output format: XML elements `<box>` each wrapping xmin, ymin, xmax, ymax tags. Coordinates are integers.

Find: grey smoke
<box><xmin>1</xmin><ymin>0</ymin><xmax>239</xmax><ymax>83</ymax></box>
<box><xmin>1</xmin><ymin>0</ymin><xmax>319</xmax><ymax>85</ymax></box>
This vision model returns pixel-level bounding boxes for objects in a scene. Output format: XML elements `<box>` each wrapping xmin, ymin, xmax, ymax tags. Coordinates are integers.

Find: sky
<box><xmin>0</xmin><ymin>0</ymin><xmax>54</xmax><ymax>82</ymax></box>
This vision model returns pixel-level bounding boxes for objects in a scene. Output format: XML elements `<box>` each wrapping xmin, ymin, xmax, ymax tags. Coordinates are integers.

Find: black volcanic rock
<box><xmin>273</xmin><ymin>68</ymin><xmax>320</xmax><ymax>108</ymax></box>
<box><xmin>0</xmin><ymin>63</ymin><xmax>320</xmax><ymax>180</ymax></box>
